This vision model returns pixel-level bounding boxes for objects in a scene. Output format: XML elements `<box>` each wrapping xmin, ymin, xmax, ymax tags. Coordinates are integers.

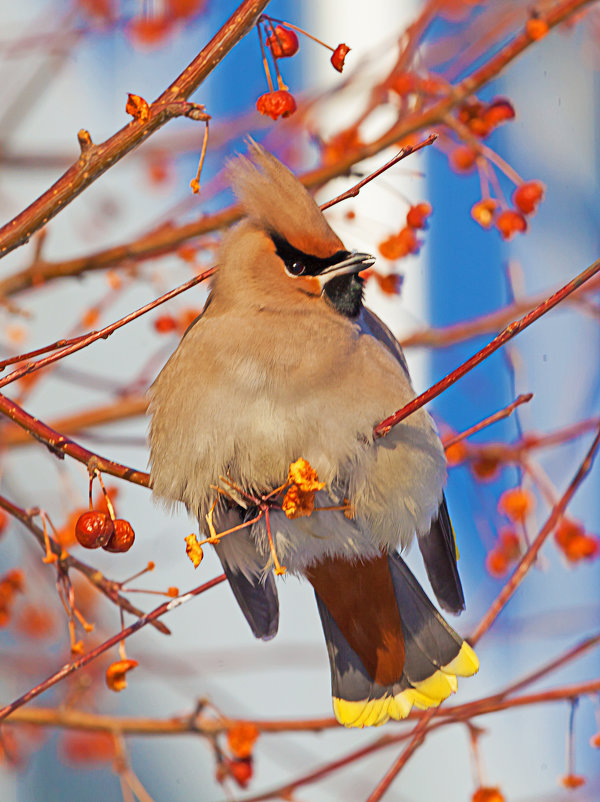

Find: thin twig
<box><xmin>443</xmin><ymin>393</ymin><xmax>533</xmax><ymax>448</ymax></box>
<box><xmin>0</xmin><ymin>493</ymin><xmax>170</xmax><ymax>635</ymax></box>
<box><xmin>0</xmin><ymin>0</ymin><xmax>271</xmax><ymax>261</ymax></box>
<box><xmin>319</xmin><ymin>134</ymin><xmax>437</xmax><ymax>211</ymax></box>
<box><xmin>0</xmin><ymin>0</ymin><xmax>592</xmax><ymax>297</ymax></box>
<box><xmin>374</xmin><ymin>257</ymin><xmax>600</xmax><ymax>437</ymax></box>
<box><xmin>470</xmin><ymin>425</ymin><xmax>600</xmax><ymax>644</ymax></box>
<box><xmin>0</xmin><ymin>574</ymin><xmax>227</xmax><ymax>722</ymax></box>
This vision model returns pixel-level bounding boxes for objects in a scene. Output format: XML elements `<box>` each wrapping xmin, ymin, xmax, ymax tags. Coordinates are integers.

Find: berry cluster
<box><xmin>74</xmin><ymin>474</ymin><xmax>135</xmax><ymax>554</ymax></box>
<box><xmin>255</xmin><ymin>16</ymin><xmax>350</xmax><ymax>121</ymax></box>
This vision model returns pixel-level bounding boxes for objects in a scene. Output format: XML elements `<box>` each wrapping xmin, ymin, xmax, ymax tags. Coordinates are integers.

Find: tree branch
<box><xmin>0</xmin><ymin>0</ymin><xmax>592</xmax><ymax>297</ymax></box>
<box><xmin>0</xmin><ymin>0</ymin><xmax>271</xmax><ymax>261</ymax></box>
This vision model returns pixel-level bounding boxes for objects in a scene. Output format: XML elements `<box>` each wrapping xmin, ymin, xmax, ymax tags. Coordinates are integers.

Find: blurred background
<box><xmin>0</xmin><ymin>0</ymin><xmax>598</xmax><ymax>800</ymax></box>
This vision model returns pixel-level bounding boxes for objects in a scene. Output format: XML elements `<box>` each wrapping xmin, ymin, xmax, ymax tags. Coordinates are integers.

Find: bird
<box><xmin>148</xmin><ymin>140</ymin><xmax>479</xmax><ymax>728</ymax></box>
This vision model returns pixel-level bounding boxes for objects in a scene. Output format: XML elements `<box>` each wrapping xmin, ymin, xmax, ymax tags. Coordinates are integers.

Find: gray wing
<box><xmin>358</xmin><ymin>306</ymin><xmax>465</xmax><ymax>614</ymax></box>
<box><xmin>213</xmin><ymin>506</ymin><xmax>279</xmax><ymax>641</ymax></box>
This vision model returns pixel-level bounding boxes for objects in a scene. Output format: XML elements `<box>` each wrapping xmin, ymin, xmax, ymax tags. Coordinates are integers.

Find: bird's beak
<box><xmin>317</xmin><ymin>252</ymin><xmax>375</xmax><ymax>289</ymax></box>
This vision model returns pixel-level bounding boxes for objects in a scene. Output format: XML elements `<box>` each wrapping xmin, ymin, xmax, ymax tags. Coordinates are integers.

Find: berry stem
<box><xmin>261</xmin><ymin>15</ymin><xmax>335</xmax><ymax>51</ymax></box>
<box><xmin>257</xmin><ymin>22</ymin><xmax>275</xmax><ymax>92</ymax></box>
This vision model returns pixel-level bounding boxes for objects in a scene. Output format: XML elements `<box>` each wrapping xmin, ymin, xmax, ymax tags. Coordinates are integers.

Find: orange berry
<box><xmin>471</xmin><ymin>198</ymin><xmax>498</xmax><ymax>229</ymax></box>
<box><xmin>526</xmin><ymin>18</ymin><xmax>549</xmax><ymax>40</ymax></box>
<box><xmin>167</xmin><ymin>0</ymin><xmax>205</xmax><ymax>19</ymax></box>
<box><xmin>256</xmin><ymin>90</ymin><xmax>297</xmax><ymax>120</ymax></box>
<box><xmin>590</xmin><ymin>732</ymin><xmax>600</xmax><ymax>748</ymax></box>
<box><xmin>103</xmin><ymin>520</ymin><xmax>135</xmax><ymax>553</ymax></box>
<box><xmin>378</xmin><ymin>227</ymin><xmax>419</xmax><ymax>260</ymax></box>
<box><xmin>449</xmin><ymin>144</ymin><xmax>477</xmax><ymax>173</ymax></box>
<box><xmin>472</xmin><ymin>787</ymin><xmax>506</xmax><ymax>802</ymax></box>
<box><xmin>482</xmin><ymin>97</ymin><xmax>515</xmax><ymax>129</ymax></box>
<box><xmin>229</xmin><ymin>757</ymin><xmax>253</xmax><ymax>788</ymax></box>
<box><xmin>498</xmin><ymin>487</ymin><xmax>535</xmax><ymax>523</ymax></box>
<box><xmin>486</xmin><ymin>549</ymin><xmax>509</xmax><ymax>578</ymax></box>
<box><xmin>406</xmin><ymin>202</ymin><xmax>432</xmax><ymax>229</ymax></box>
<box><xmin>106</xmin><ymin>658</ymin><xmax>138</xmax><ymax>692</ymax></box>
<box><xmin>75</xmin><ymin>511</ymin><xmax>114</xmax><ymax>549</ymax></box>
<box><xmin>128</xmin><ymin>15</ymin><xmax>173</xmax><ymax>48</ymax></box>
<box><xmin>513</xmin><ymin>181</ymin><xmax>545</xmax><ymax>215</ymax></box>
<box><xmin>563</xmin><ymin>533</ymin><xmax>600</xmax><ymax>562</ymax></box>
<box><xmin>331</xmin><ymin>43</ymin><xmax>350</xmax><ymax>72</ymax></box>
<box><xmin>496</xmin><ymin>209</ymin><xmax>527</xmax><ymax>240</ymax></box>
<box><xmin>445</xmin><ymin>440</ymin><xmax>468</xmax><ymax>466</ymax></box>
<box><xmin>266</xmin><ymin>25</ymin><xmax>299</xmax><ymax>58</ymax></box>
<box><xmin>154</xmin><ymin>314</ymin><xmax>178</xmax><ymax>334</ymax></box>
<box><xmin>554</xmin><ymin>518</ymin><xmax>583</xmax><ymax>548</ymax></box>
<box><xmin>227</xmin><ymin>722</ymin><xmax>259</xmax><ymax>759</ymax></box>
<box><xmin>499</xmin><ymin>529</ymin><xmax>521</xmax><ymax>560</ymax></box>
<box><xmin>372</xmin><ymin>271</ymin><xmax>403</xmax><ymax>296</ymax></box>
<box><xmin>560</xmin><ymin>774</ymin><xmax>586</xmax><ymax>789</ymax></box>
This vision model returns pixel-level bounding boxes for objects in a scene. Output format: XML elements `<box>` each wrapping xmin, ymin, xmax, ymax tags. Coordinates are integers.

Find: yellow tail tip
<box><xmin>332</xmin><ymin>643</ymin><xmax>479</xmax><ymax>728</ymax></box>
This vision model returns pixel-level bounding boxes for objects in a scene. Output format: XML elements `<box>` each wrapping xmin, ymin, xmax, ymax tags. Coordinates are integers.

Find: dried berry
<box><xmin>449</xmin><ymin>145</ymin><xmax>477</xmax><ymax>173</ymax></box>
<box><xmin>103</xmin><ymin>519</ymin><xmax>135</xmax><ymax>553</ymax></box>
<box><xmin>75</xmin><ymin>511</ymin><xmax>114</xmax><ymax>549</ymax></box>
<box><xmin>331</xmin><ymin>43</ymin><xmax>350</xmax><ymax>72</ymax></box>
<box><xmin>496</xmin><ymin>209</ymin><xmax>527</xmax><ymax>240</ymax></box>
<box><xmin>513</xmin><ymin>181</ymin><xmax>545</xmax><ymax>215</ymax></box>
<box><xmin>471</xmin><ymin>199</ymin><xmax>498</xmax><ymax>229</ymax></box>
<box><xmin>266</xmin><ymin>25</ymin><xmax>299</xmax><ymax>58</ymax></box>
<box><xmin>406</xmin><ymin>202</ymin><xmax>432</xmax><ymax>229</ymax></box>
<box><xmin>256</xmin><ymin>90</ymin><xmax>297</xmax><ymax>120</ymax></box>
<box><xmin>482</xmin><ymin>97</ymin><xmax>515</xmax><ymax>128</ymax></box>
<box><xmin>154</xmin><ymin>314</ymin><xmax>178</xmax><ymax>334</ymax></box>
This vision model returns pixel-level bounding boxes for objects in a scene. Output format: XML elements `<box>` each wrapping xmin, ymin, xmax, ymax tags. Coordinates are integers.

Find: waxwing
<box><xmin>148</xmin><ymin>141</ymin><xmax>478</xmax><ymax>727</ymax></box>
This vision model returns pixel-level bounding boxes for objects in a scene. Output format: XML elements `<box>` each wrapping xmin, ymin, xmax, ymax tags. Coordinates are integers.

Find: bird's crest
<box><xmin>227</xmin><ymin>140</ymin><xmax>344</xmax><ymax>258</ymax></box>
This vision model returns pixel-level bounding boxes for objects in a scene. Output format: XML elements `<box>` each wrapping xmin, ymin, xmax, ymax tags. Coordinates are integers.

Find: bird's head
<box><xmin>213</xmin><ymin>141</ymin><xmax>375</xmax><ymax>318</ymax></box>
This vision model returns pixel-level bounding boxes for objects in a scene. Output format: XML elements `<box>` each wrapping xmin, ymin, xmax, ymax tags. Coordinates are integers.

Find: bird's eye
<box><xmin>287</xmin><ymin>261</ymin><xmax>306</xmax><ymax>276</ymax></box>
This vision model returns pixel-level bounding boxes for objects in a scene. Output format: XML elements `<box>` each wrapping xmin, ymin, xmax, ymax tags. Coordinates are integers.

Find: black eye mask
<box><xmin>270</xmin><ymin>234</ymin><xmax>364</xmax><ymax>318</ymax></box>
<box><xmin>270</xmin><ymin>234</ymin><xmax>351</xmax><ymax>277</ymax></box>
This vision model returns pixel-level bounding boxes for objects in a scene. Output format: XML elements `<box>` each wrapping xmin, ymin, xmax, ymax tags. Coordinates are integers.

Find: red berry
<box><xmin>512</xmin><ymin>181</ymin><xmax>545</xmax><ymax>215</ymax></box>
<box><xmin>449</xmin><ymin>145</ymin><xmax>477</xmax><ymax>173</ymax></box>
<box><xmin>153</xmin><ymin>314</ymin><xmax>177</xmax><ymax>334</ymax></box>
<box><xmin>526</xmin><ymin>18</ymin><xmax>549</xmax><ymax>40</ymax></box>
<box><xmin>496</xmin><ymin>209</ymin><xmax>527</xmax><ymax>240</ymax></box>
<box><xmin>75</xmin><ymin>511</ymin><xmax>114</xmax><ymax>549</ymax></box>
<box><xmin>482</xmin><ymin>97</ymin><xmax>515</xmax><ymax>128</ymax></box>
<box><xmin>331</xmin><ymin>43</ymin><xmax>350</xmax><ymax>72</ymax></box>
<box><xmin>266</xmin><ymin>25</ymin><xmax>299</xmax><ymax>58</ymax></box>
<box><xmin>256</xmin><ymin>90</ymin><xmax>297</xmax><ymax>121</ymax></box>
<box><xmin>485</xmin><ymin>549</ymin><xmax>509</xmax><ymax>578</ymax></box>
<box><xmin>103</xmin><ymin>519</ymin><xmax>135</xmax><ymax>553</ymax></box>
<box><xmin>406</xmin><ymin>202</ymin><xmax>432</xmax><ymax>229</ymax></box>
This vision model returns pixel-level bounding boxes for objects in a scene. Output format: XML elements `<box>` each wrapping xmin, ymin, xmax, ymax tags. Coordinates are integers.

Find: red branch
<box><xmin>374</xmin><ymin>257</ymin><xmax>600</xmax><ymax>436</ymax></box>
<box><xmin>0</xmin><ymin>574</ymin><xmax>227</xmax><ymax>723</ymax></box>
<box><xmin>364</xmin><ymin>425</ymin><xmax>600</xmax><ymax>801</ymax></box>
<box><xmin>0</xmin><ymin>493</ymin><xmax>170</xmax><ymax>635</ymax></box>
<box><xmin>470</xmin><ymin>425</ymin><xmax>600</xmax><ymax>644</ymax></box>
<box><xmin>0</xmin><ymin>0</ymin><xmax>271</xmax><ymax>260</ymax></box>
<box><xmin>443</xmin><ymin>393</ymin><xmax>533</xmax><ymax>448</ymax></box>
<box><xmin>0</xmin><ymin>0</ymin><xmax>592</xmax><ymax>297</ymax></box>
<box><xmin>319</xmin><ymin>134</ymin><xmax>437</xmax><ymax>211</ymax></box>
